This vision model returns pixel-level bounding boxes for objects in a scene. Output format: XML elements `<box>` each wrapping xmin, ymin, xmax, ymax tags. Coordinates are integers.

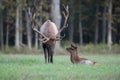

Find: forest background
<box><xmin>0</xmin><ymin>0</ymin><xmax>120</xmax><ymax>54</ymax></box>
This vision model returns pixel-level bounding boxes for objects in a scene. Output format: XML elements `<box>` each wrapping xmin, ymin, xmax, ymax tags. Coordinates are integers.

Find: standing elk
<box><xmin>31</xmin><ymin>6</ymin><xmax>69</xmax><ymax>63</ymax></box>
<box><xmin>66</xmin><ymin>44</ymin><xmax>98</xmax><ymax>65</ymax></box>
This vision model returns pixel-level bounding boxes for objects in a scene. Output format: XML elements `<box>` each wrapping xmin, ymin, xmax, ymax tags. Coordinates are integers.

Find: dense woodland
<box><xmin>0</xmin><ymin>0</ymin><xmax>120</xmax><ymax>50</ymax></box>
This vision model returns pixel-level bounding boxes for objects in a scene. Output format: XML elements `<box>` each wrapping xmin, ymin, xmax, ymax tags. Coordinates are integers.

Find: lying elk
<box><xmin>66</xmin><ymin>44</ymin><xmax>98</xmax><ymax>65</ymax></box>
<box><xmin>31</xmin><ymin>6</ymin><xmax>69</xmax><ymax>63</ymax></box>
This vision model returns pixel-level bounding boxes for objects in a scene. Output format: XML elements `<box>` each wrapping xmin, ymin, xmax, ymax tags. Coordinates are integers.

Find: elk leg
<box><xmin>44</xmin><ymin>49</ymin><xmax>48</xmax><ymax>63</ymax></box>
<box><xmin>50</xmin><ymin>53</ymin><xmax>53</xmax><ymax>63</ymax></box>
<box><xmin>50</xmin><ymin>46</ymin><xmax>55</xmax><ymax>63</ymax></box>
<box><xmin>47</xmin><ymin>47</ymin><xmax>53</xmax><ymax>63</ymax></box>
<box><xmin>42</xmin><ymin>44</ymin><xmax>48</xmax><ymax>63</ymax></box>
<box><xmin>48</xmin><ymin>52</ymin><xmax>51</xmax><ymax>63</ymax></box>
<box><xmin>48</xmin><ymin>48</ymin><xmax>52</xmax><ymax>63</ymax></box>
<box><xmin>50</xmin><ymin>49</ymin><xmax>54</xmax><ymax>63</ymax></box>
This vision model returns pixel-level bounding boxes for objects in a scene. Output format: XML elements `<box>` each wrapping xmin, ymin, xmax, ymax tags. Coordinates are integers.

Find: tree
<box><xmin>0</xmin><ymin>12</ymin><xmax>4</xmax><ymax>50</ymax></box>
<box><xmin>94</xmin><ymin>4</ymin><xmax>99</xmax><ymax>45</ymax></box>
<box><xmin>67</xmin><ymin>0</ymin><xmax>74</xmax><ymax>42</ymax></box>
<box><xmin>107</xmin><ymin>0</ymin><xmax>113</xmax><ymax>50</ymax></box>
<box><xmin>35</xmin><ymin>25</ymin><xmax>38</xmax><ymax>49</ymax></box>
<box><xmin>79</xmin><ymin>14</ymin><xmax>83</xmax><ymax>45</ymax></box>
<box><xmin>0</xmin><ymin>0</ymin><xmax>4</xmax><ymax>50</ymax></box>
<box><xmin>26</xmin><ymin>7</ymin><xmax>32</xmax><ymax>49</ymax></box>
<box><xmin>19</xmin><ymin>2</ymin><xmax>23</xmax><ymax>45</ymax></box>
<box><xmin>15</xmin><ymin>0</ymin><xmax>20</xmax><ymax>48</ymax></box>
<box><xmin>78</xmin><ymin>0</ymin><xmax>84</xmax><ymax>45</ymax></box>
<box><xmin>102</xmin><ymin>2</ymin><xmax>107</xmax><ymax>43</ymax></box>
<box><xmin>51</xmin><ymin>0</ymin><xmax>61</xmax><ymax>48</ymax></box>
<box><xmin>68</xmin><ymin>13</ymin><xmax>74</xmax><ymax>42</ymax></box>
<box><xmin>6</xmin><ymin>24</ymin><xmax>9</xmax><ymax>47</ymax></box>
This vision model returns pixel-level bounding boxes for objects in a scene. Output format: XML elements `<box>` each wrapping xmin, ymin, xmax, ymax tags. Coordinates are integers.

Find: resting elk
<box><xmin>66</xmin><ymin>44</ymin><xmax>98</xmax><ymax>65</ymax></box>
<box><xmin>31</xmin><ymin>6</ymin><xmax>69</xmax><ymax>63</ymax></box>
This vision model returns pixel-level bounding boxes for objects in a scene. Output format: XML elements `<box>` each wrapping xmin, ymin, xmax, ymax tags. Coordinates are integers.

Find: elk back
<box><xmin>40</xmin><ymin>20</ymin><xmax>58</xmax><ymax>39</ymax></box>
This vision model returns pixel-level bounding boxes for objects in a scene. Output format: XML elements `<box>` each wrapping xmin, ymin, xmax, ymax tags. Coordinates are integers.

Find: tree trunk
<box><xmin>107</xmin><ymin>0</ymin><xmax>112</xmax><ymax>50</ymax></box>
<box><xmin>94</xmin><ymin>5</ymin><xmax>99</xmax><ymax>45</ymax></box>
<box><xmin>102</xmin><ymin>5</ymin><xmax>107</xmax><ymax>43</ymax></box>
<box><xmin>6</xmin><ymin>24</ymin><xmax>9</xmax><ymax>47</ymax></box>
<box><xmin>26</xmin><ymin>7</ymin><xmax>32</xmax><ymax>49</ymax></box>
<box><xmin>79</xmin><ymin>14</ymin><xmax>83</xmax><ymax>45</ymax></box>
<box><xmin>19</xmin><ymin>6</ymin><xmax>23</xmax><ymax>44</ymax></box>
<box><xmin>35</xmin><ymin>25</ymin><xmax>38</xmax><ymax>49</ymax></box>
<box><xmin>69</xmin><ymin>19</ymin><xmax>74</xmax><ymax>41</ymax></box>
<box><xmin>15</xmin><ymin>1</ymin><xmax>20</xmax><ymax>48</ymax></box>
<box><xmin>0</xmin><ymin>13</ymin><xmax>4</xmax><ymax>50</ymax></box>
<box><xmin>68</xmin><ymin>3</ymin><xmax>74</xmax><ymax>42</ymax></box>
<box><xmin>51</xmin><ymin>0</ymin><xmax>61</xmax><ymax>48</ymax></box>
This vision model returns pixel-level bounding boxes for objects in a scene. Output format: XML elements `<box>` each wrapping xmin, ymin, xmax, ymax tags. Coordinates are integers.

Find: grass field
<box><xmin>0</xmin><ymin>54</ymin><xmax>120</xmax><ymax>80</ymax></box>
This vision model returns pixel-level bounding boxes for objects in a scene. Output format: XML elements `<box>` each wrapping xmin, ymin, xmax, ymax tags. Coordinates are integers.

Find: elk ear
<box><xmin>71</xmin><ymin>44</ymin><xmax>77</xmax><ymax>49</ymax></box>
<box><xmin>71</xmin><ymin>44</ymin><xmax>74</xmax><ymax>47</ymax></box>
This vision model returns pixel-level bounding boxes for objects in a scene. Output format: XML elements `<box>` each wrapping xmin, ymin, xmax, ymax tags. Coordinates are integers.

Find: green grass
<box><xmin>0</xmin><ymin>54</ymin><xmax>120</xmax><ymax>80</ymax></box>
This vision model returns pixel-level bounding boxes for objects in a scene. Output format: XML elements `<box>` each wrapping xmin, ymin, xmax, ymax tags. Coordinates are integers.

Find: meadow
<box><xmin>0</xmin><ymin>53</ymin><xmax>120</xmax><ymax>80</ymax></box>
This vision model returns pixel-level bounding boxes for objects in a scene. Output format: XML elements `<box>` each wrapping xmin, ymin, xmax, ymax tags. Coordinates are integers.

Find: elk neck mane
<box><xmin>40</xmin><ymin>20</ymin><xmax>58</xmax><ymax>39</ymax></box>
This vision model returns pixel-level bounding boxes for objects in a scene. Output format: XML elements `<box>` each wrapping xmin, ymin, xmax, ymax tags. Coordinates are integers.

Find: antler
<box><xmin>56</xmin><ymin>5</ymin><xmax>69</xmax><ymax>40</ymax></box>
<box><xmin>31</xmin><ymin>12</ymin><xmax>50</xmax><ymax>43</ymax></box>
<box><xmin>55</xmin><ymin>34</ymin><xmax>66</xmax><ymax>41</ymax></box>
<box><xmin>58</xmin><ymin>5</ymin><xmax>69</xmax><ymax>34</ymax></box>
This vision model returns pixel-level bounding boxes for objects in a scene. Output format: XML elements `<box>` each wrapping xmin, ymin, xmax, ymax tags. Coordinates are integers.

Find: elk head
<box><xmin>31</xmin><ymin>5</ymin><xmax>69</xmax><ymax>63</ymax></box>
<box><xmin>66</xmin><ymin>44</ymin><xmax>78</xmax><ymax>55</ymax></box>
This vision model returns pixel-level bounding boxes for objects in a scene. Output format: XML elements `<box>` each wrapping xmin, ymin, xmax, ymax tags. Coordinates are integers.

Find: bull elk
<box><xmin>31</xmin><ymin>6</ymin><xmax>69</xmax><ymax>63</ymax></box>
<box><xmin>66</xmin><ymin>44</ymin><xmax>98</xmax><ymax>65</ymax></box>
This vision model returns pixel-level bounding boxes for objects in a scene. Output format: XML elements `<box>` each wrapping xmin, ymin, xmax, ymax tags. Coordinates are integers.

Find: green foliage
<box><xmin>78</xmin><ymin>44</ymin><xmax>120</xmax><ymax>54</ymax></box>
<box><xmin>61</xmin><ymin>40</ymin><xmax>73</xmax><ymax>48</ymax></box>
<box><xmin>79</xmin><ymin>44</ymin><xmax>109</xmax><ymax>54</ymax></box>
<box><xmin>61</xmin><ymin>41</ymin><xmax>120</xmax><ymax>54</ymax></box>
<box><xmin>0</xmin><ymin>54</ymin><xmax>120</xmax><ymax>80</ymax></box>
<box><xmin>3</xmin><ymin>46</ymin><xmax>43</xmax><ymax>55</ymax></box>
<box><xmin>1</xmin><ymin>43</ymin><xmax>120</xmax><ymax>55</ymax></box>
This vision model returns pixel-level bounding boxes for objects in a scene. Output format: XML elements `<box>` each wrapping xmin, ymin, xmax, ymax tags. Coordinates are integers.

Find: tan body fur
<box><xmin>40</xmin><ymin>20</ymin><xmax>58</xmax><ymax>39</ymax></box>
